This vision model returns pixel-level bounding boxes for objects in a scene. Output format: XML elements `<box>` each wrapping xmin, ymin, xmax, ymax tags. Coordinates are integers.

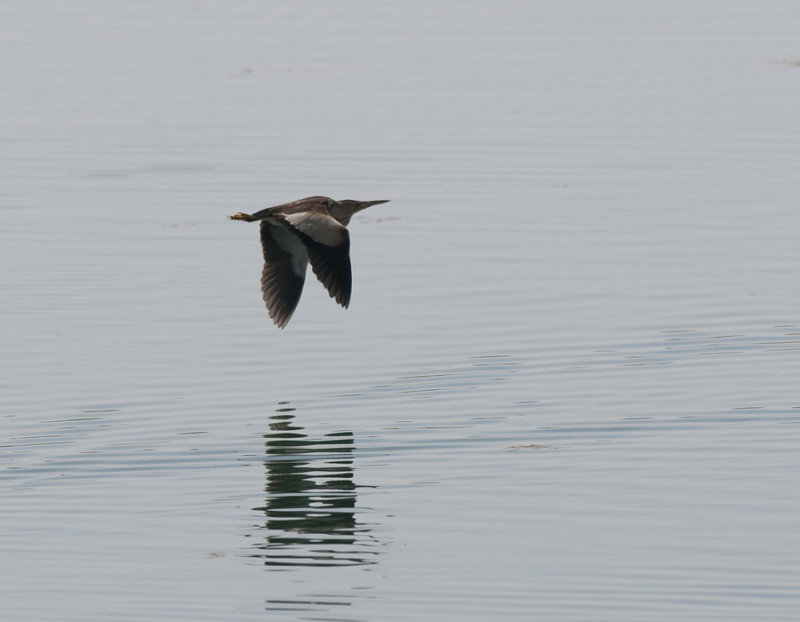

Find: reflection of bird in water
<box><xmin>230</xmin><ymin>196</ymin><xmax>390</xmax><ymax>328</ymax></box>
<box><xmin>253</xmin><ymin>409</ymin><xmax>380</xmax><ymax>568</ymax></box>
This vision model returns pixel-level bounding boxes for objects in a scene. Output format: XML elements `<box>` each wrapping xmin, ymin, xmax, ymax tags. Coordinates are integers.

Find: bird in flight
<box><xmin>229</xmin><ymin>196</ymin><xmax>389</xmax><ymax>328</ymax></box>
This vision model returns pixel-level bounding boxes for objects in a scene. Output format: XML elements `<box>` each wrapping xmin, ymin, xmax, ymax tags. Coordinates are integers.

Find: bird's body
<box><xmin>230</xmin><ymin>196</ymin><xmax>389</xmax><ymax>328</ymax></box>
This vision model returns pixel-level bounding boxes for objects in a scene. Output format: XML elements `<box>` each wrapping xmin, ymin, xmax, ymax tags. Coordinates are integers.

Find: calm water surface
<box><xmin>2</xmin><ymin>2</ymin><xmax>800</xmax><ymax>620</ymax></box>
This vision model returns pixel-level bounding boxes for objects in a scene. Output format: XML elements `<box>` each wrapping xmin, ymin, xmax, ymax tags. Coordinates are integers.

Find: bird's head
<box><xmin>330</xmin><ymin>199</ymin><xmax>389</xmax><ymax>225</ymax></box>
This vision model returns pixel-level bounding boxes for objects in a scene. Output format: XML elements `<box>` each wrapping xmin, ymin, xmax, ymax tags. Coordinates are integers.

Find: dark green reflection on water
<box><xmin>250</xmin><ymin>405</ymin><xmax>380</xmax><ymax>568</ymax></box>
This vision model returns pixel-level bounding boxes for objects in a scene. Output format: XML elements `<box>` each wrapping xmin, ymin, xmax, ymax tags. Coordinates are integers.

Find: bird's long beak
<box><xmin>359</xmin><ymin>199</ymin><xmax>390</xmax><ymax>210</ymax></box>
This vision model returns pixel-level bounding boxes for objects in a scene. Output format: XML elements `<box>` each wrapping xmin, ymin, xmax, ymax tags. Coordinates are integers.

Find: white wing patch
<box><xmin>268</xmin><ymin>225</ymin><xmax>308</xmax><ymax>277</ymax></box>
<box><xmin>284</xmin><ymin>212</ymin><xmax>348</xmax><ymax>247</ymax></box>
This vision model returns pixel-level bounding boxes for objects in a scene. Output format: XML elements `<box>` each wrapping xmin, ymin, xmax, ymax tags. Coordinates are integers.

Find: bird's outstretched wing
<box><xmin>304</xmin><ymin>237</ymin><xmax>352</xmax><ymax>308</ymax></box>
<box><xmin>282</xmin><ymin>212</ymin><xmax>353</xmax><ymax>308</ymax></box>
<box><xmin>259</xmin><ymin>222</ymin><xmax>309</xmax><ymax>328</ymax></box>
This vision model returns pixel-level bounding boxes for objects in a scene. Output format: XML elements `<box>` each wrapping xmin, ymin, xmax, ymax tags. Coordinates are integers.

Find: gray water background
<box><xmin>2</xmin><ymin>2</ymin><xmax>800</xmax><ymax>620</ymax></box>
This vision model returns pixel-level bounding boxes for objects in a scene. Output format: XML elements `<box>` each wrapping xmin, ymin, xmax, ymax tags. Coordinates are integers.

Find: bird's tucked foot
<box><xmin>229</xmin><ymin>212</ymin><xmax>257</xmax><ymax>221</ymax></box>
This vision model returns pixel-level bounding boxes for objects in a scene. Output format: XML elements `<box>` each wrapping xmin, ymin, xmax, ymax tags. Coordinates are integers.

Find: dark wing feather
<box><xmin>279</xmin><ymin>212</ymin><xmax>353</xmax><ymax>309</ymax></box>
<box><xmin>259</xmin><ymin>222</ymin><xmax>309</xmax><ymax>328</ymax></box>
<box><xmin>304</xmin><ymin>236</ymin><xmax>352</xmax><ymax>308</ymax></box>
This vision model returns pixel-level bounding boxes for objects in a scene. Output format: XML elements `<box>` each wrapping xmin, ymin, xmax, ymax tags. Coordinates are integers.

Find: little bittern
<box><xmin>230</xmin><ymin>196</ymin><xmax>389</xmax><ymax>328</ymax></box>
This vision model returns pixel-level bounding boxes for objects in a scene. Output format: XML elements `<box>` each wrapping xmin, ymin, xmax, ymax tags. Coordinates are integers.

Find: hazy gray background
<box><xmin>2</xmin><ymin>2</ymin><xmax>800</xmax><ymax>620</ymax></box>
